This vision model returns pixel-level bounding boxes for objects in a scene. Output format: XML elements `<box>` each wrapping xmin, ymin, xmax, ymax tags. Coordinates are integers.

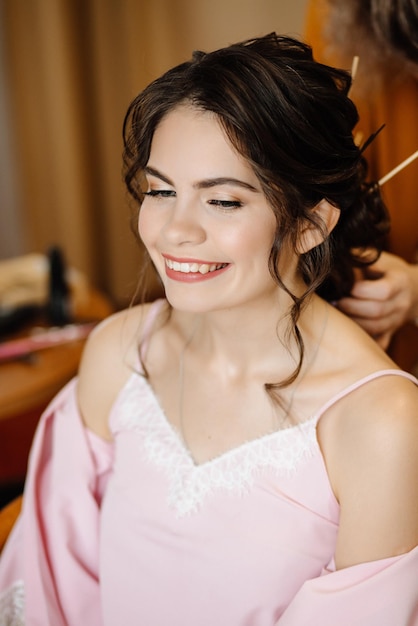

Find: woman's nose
<box><xmin>161</xmin><ymin>202</ymin><xmax>206</xmax><ymax>246</ymax></box>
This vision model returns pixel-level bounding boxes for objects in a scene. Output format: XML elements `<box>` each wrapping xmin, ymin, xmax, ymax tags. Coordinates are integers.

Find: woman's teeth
<box><xmin>165</xmin><ymin>259</ymin><xmax>227</xmax><ymax>274</ymax></box>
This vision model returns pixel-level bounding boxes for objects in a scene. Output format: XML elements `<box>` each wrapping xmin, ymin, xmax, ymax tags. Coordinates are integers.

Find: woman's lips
<box><xmin>163</xmin><ymin>255</ymin><xmax>230</xmax><ymax>282</ymax></box>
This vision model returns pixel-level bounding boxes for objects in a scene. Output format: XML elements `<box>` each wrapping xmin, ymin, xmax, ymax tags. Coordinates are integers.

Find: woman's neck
<box><xmin>170</xmin><ymin>293</ymin><xmax>328</xmax><ymax>384</ymax></box>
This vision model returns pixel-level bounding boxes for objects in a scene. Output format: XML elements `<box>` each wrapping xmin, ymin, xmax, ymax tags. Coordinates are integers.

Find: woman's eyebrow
<box><xmin>144</xmin><ymin>166</ymin><xmax>173</xmax><ymax>185</ymax></box>
<box><xmin>145</xmin><ymin>166</ymin><xmax>259</xmax><ymax>193</ymax></box>
<box><xmin>195</xmin><ymin>177</ymin><xmax>259</xmax><ymax>192</ymax></box>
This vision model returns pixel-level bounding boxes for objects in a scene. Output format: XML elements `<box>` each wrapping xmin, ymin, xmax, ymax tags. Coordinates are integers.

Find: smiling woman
<box><xmin>138</xmin><ymin>106</ymin><xmax>278</xmax><ymax>311</ymax></box>
<box><xmin>0</xmin><ymin>32</ymin><xmax>417</xmax><ymax>626</ymax></box>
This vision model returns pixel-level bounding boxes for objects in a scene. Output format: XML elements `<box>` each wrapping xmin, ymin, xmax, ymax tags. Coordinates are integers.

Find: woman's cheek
<box><xmin>138</xmin><ymin>206</ymin><xmax>154</xmax><ymax>247</ymax></box>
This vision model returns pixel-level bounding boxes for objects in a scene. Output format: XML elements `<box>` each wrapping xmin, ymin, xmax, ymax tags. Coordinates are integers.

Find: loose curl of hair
<box><xmin>123</xmin><ymin>33</ymin><xmax>390</xmax><ymax>392</ymax></box>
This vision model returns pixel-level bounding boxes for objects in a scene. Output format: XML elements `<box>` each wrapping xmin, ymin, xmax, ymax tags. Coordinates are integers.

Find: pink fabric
<box><xmin>0</xmin><ymin>362</ymin><xmax>417</xmax><ymax>624</ymax></box>
<box><xmin>0</xmin><ymin>380</ymin><xmax>114</xmax><ymax>626</ymax></box>
<box><xmin>278</xmin><ymin>548</ymin><xmax>418</xmax><ymax>625</ymax></box>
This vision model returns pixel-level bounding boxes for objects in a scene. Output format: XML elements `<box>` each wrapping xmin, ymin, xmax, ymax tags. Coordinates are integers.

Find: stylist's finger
<box><xmin>349</xmin><ymin>275</ymin><xmax>399</xmax><ymax>301</ymax></box>
<box><xmin>337</xmin><ymin>294</ymin><xmax>391</xmax><ymax>320</ymax></box>
<box><xmin>344</xmin><ymin>311</ymin><xmax>397</xmax><ymax>338</ymax></box>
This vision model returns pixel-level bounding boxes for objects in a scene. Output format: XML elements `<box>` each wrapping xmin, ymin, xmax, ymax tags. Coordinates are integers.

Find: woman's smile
<box><xmin>163</xmin><ymin>254</ymin><xmax>230</xmax><ymax>281</ymax></box>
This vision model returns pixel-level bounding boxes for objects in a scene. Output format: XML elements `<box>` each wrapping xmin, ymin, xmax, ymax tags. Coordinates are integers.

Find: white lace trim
<box><xmin>0</xmin><ymin>581</ymin><xmax>25</xmax><ymax>626</ymax></box>
<box><xmin>111</xmin><ymin>375</ymin><xmax>319</xmax><ymax>516</ymax></box>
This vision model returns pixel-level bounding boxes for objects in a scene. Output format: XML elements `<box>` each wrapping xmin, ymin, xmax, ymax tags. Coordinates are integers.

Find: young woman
<box><xmin>0</xmin><ymin>33</ymin><xmax>417</xmax><ymax>626</ymax></box>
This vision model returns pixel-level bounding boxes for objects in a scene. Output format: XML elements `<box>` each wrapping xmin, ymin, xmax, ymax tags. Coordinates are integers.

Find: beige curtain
<box><xmin>1</xmin><ymin>0</ymin><xmax>307</xmax><ymax>305</ymax></box>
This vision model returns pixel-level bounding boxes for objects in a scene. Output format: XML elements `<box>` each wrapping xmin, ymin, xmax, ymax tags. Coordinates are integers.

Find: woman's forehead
<box><xmin>148</xmin><ymin>106</ymin><xmax>261</xmax><ymax>188</ymax></box>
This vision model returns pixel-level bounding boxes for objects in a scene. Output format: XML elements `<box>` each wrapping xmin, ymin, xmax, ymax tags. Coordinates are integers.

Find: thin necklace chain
<box><xmin>280</xmin><ymin>303</ymin><xmax>329</xmax><ymax>425</ymax></box>
<box><xmin>178</xmin><ymin>318</ymin><xmax>200</xmax><ymax>444</ymax></box>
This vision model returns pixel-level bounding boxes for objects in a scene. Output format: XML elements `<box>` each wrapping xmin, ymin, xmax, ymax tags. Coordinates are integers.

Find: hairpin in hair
<box><xmin>347</xmin><ymin>55</ymin><xmax>360</xmax><ymax>97</ymax></box>
<box><xmin>351</xmin><ymin>56</ymin><xmax>360</xmax><ymax>81</ymax></box>
<box><xmin>379</xmin><ymin>150</ymin><xmax>418</xmax><ymax>186</ymax></box>
<box><xmin>359</xmin><ymin>124</ymin><xmax>386</xmax><ymax>154</ymax></box>
<box><xmin>348</xmin><ymin>55</ymin><xmax>418</xmax><ymax>188</ymax></box>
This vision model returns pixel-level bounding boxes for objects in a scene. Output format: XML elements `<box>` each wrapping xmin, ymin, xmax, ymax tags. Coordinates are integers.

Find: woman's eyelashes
<box><xmin>144</xmin><ymin>189</ymin><xmax>175</xmax><ymax>198</ymax></box>
<box><xmin>143</xmin><ymin>189</ymin><xmax>243</xmax><ymax>209</ymax></box>
<box><xmin>208</xmin><ymin>199</ymin><xmax>243</xmax><ymax>209</ymax></box>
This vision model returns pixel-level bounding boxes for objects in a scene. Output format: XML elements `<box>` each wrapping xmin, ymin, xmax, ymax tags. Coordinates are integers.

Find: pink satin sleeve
<box><xmin>0</xmin><ymin>378</ymin><xmax>114</xmax><ymax>626</ymax></box>
<box><xmin>277</xmin><ymin>547</ymin><xmax>418</xmax><ymax>625</ymax></box>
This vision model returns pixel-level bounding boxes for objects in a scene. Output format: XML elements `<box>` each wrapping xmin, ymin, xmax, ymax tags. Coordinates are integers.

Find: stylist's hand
<box><xmin>337</xmin><ymin>251</ymin><xmax>418</xmax><ymax>349</ymax></box>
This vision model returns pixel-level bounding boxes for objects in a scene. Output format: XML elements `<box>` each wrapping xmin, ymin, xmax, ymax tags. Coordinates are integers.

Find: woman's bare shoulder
<box><xmin>77</xmin><ymin>300</ymin><xmax>164</xmax><ymax>439</ymax></box>
<box><xmin>320</xmin><ymin>306</ymin><xmax>418</xmax><ymax>477</ymax></box>
<box><xmin>321</xmin><ymin>368</ymin><xmax>418</xmax><ymax>569</ymax></box>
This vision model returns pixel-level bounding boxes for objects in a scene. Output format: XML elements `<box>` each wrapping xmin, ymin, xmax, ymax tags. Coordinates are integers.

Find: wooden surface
<box><xmin>0</xmin><ymin>339</ymin><xmax>86</xmax><ymax>421</ymax></box>
<box><xmin>0</xmin><ymin>286</ymin><xmax>113</xmax><ymax>485</ymax></box>
<box><xmin>0</xmin><ymin>496</ymin><xmax>22</xmax><ymax>553</ymax></box>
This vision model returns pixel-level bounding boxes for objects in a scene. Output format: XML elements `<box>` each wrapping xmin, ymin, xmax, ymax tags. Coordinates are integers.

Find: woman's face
<box><xmin>138</xmin><ymin>105</ymin><xmax>297</xmax><ymax>313</ymax></box>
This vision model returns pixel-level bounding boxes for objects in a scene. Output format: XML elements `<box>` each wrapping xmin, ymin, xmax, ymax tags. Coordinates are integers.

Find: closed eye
<box><xmin>144</xmin><ymin>189</ymin><xmax>176</xmax><ymax>198</ymax></box>
<box><xmin>208</xmin><ymin>199</ymin><xmax>243</xmax><ymax>209</ymax></box>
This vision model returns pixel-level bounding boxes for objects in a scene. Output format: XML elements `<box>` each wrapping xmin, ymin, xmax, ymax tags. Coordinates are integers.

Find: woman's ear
<box><xmin>296</xmin><ymin>199</ymin><xmax>340</xmax><ymax>254</ymax></box>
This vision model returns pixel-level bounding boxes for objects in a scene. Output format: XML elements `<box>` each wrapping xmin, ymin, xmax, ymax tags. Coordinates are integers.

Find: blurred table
<box><xmin>0</xmin><ymin>286</ymin><xmax>113</xmax><ymax>488</ymax></box>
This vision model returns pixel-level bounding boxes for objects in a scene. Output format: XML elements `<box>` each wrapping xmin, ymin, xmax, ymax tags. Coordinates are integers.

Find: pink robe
<box><xmin>0</xmin><ymin>367</ymin><xmax>417</xmax><ymax>625</ymax></box>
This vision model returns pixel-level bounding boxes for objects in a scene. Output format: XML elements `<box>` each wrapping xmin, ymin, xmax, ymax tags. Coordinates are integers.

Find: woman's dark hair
<box><xmin>327</xmin><ymin>0</ymin><xmax>418</xmax><ymax>77</ymax></box>
<box><xmin>123</xmin><ymin>32</ymin><xmax>389</xmax><ymax>389</ymax></box>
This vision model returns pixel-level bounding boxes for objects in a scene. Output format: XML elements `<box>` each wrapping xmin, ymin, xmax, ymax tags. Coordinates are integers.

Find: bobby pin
<box><xmin>379</xmin><ymin>150</ymin><xmax>418</xmax><ymax>186</ymax></box>
<box><xmin>347</xmin><ymin>55</ymin><xmax>360</xmax><ymax>98</ymax></box>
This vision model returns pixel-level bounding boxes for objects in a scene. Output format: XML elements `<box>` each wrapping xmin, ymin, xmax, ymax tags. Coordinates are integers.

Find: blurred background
<box><xmin>0</xmin><ymin>0</ymin><xmax>308</xmax><ymax>308</ymax></box>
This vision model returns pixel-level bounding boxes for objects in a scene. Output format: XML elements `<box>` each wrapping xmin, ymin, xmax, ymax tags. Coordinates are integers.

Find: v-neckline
<box><xmin>138</xmin><ymin>375</ymin><xmax>319</xmax><ymax>469</ymax></box>
<box><xmin>110</xmin><ymin>367</ymin><xmax>418</xmax><ymax>470</ymax></box>
<box><xmin>109</xmin><ymin>372</ymin><xmax>325</xmax><ymax>516</ymax></box>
